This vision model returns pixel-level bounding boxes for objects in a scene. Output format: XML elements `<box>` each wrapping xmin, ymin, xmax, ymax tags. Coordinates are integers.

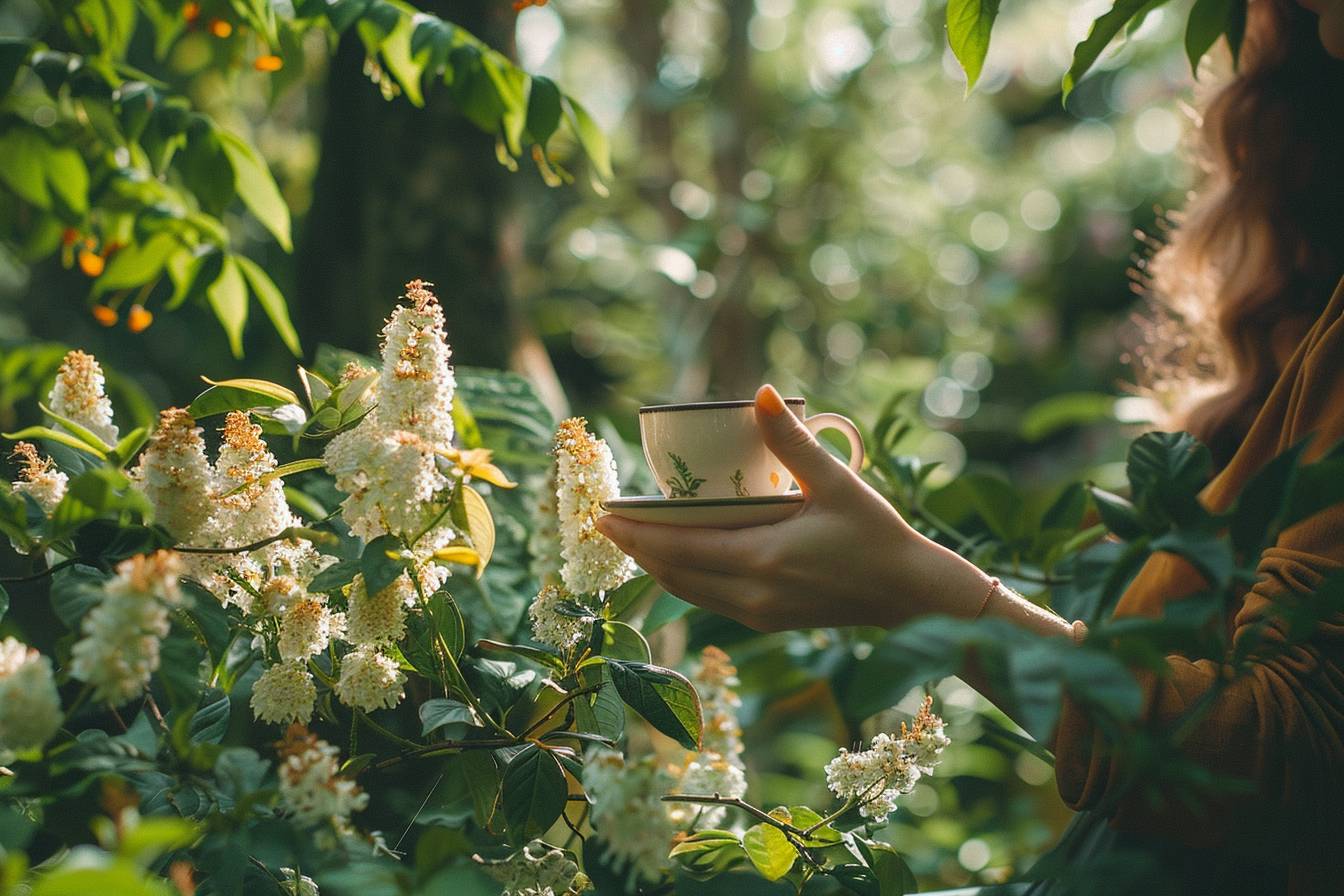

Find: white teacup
<box><xmin>639</xmin><ymin>399</ymin><xmax>865</xmax><ymax>499</ymax></box>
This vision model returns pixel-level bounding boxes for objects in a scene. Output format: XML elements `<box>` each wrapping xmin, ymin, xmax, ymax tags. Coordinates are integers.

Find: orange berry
<box><xmin>183</xmin><ymin>1</ymin><xmax>200</xmax><ymax>22</ymax></box>
<box><xmin>92</xmin><ymin>305</ymin><xmax>118</xmax><ymax>327</ymax></box>
<box><xmin>127</xmin><ymin>304</ymin><xmax>154</xmax><ymax>333</ymax></box>
<box><xmin>209</xmin><ymin>18</ymin><xmax>232</xmax><ymax>38</ymax></box>
<box><xmin>253</xmin><ymin>54</ymin><xmax>283</xmax><ymax>72</ymax></box>
<box><xmin>61</xmin><ymin>227</ymin><xmax>79</xmax><ymax>247</ymax></box>
<box><xmin>78</xmin><ymin>249</ymin><xmax>105</xmax><ymax>277</ymax></box>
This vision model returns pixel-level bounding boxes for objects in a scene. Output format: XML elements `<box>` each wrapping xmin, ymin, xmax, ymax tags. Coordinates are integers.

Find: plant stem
<box><xmin>0</xmin><ymin>556</ymin><xmax>79</xmax><ymax>584</ymax></box>
<box><xmin>659</xmin><ymin>794</ymin><xmax>810</xmax><ymax>838</ymax></box>
<box><xmin>518</xmin><ymin>684</ymin><xmax>602</xmax><ymax>739</ymax></box>
<box><xmin>354</xmin><ymin>710</ymin><xmax>422</xmax><ymax>751</ymax></box>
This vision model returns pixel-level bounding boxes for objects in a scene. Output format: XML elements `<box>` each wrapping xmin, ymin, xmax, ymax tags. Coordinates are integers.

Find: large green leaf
<box><xmin>605</xmin><ymin>659</ymin><xmax>702</xmax><ymax>750</ymax></box>
<box><xmin>1185</xmin><ymin>0</ymin><xmax>1233</xmax><ymax>74</ymax></box>
<box><xmin>206</xmin><ymin>255</ymin><xmax>249</xmax><ymax>358</ymax></box>
<box><xmin>499</xmin><ymin>743</ymin><xmax>567</xmax><ymax>844</ymax></box>
<box><xmin>234</xmin><ymin>254</ymin><xmax>301</xmax><ymax>356</ymax></box>
<box><xmin>741</xmin><ymin>823</ymin><xmax>797</xmax><ymax>881</ymax></box>
<box><xmin>216</xmin><ymin>129</ymin><xmax>293</xmax><ymax>251</ymax></box>
<box><xmin>946</xmin><ymin>0</ymin><xmax>1000</xmax><ymax>93</ymax></box>
<box><xmin>1063</xmin><ymin>0</ymin><xmax>1154</xmax><ymax>99</ymax></box>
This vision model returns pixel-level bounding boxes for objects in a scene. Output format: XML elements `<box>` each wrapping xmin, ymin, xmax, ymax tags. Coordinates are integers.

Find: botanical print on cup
<box><xmin>730</xmin><ymin>469</ymin><xmax>748</xmax><ymax>497</ymax></box>
<box><xmin>665</xmin><ymin>452</ymin><xmax>707</xmax><ymax>498</ymax></box>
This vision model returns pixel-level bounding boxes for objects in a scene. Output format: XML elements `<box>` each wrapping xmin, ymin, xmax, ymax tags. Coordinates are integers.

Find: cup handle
<box><xmin>803</xmin><ymin>412</ymin><xmax>865</xmax><ymax>472</ymax></box>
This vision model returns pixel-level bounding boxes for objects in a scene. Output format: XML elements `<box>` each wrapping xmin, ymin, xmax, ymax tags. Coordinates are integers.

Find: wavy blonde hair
<box><xmin>1134</xmin><ymin>0</ymin><xmax>1344</xmax><ymax>467</ymax></box>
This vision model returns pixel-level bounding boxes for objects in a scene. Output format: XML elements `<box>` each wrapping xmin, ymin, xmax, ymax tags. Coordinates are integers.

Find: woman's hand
<box><xmin>595</xmin><ymin>385</ymin><xmax>990</xmax><ymax>632</ymax></box>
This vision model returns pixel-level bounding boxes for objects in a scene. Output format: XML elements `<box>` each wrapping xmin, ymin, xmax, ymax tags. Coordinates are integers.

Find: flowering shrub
<box><xmin>2</xmin><ymin>279</ymin><xmax>1342</xmax><ymax>896</ymax></box>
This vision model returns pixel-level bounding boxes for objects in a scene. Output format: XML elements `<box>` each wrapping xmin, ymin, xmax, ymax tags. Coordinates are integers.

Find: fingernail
<box><xmin>756</xmin><ymin>384</ymin><xmax>786</xmax><ymax>417</ymax></box>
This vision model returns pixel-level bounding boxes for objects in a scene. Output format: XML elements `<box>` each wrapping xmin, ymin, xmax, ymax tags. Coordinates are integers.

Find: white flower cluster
<box><xmin>583</xmin><ymin>749</ymin><xmax>677</xmax><ymax>888</ymax></box>
<box><xmin>279</xmin><ymin>867</ymin><xmax>320</xmax><ymax>896</ymax></box>
<box><xmin>70</xmin><ymin>551</ymin><xmax>183</xmax><ymax>705</ymax></box>
<box><xmin>334</xmin><ymin>645</ymin><xmax>406</xmax><ymax>712</ymax></box>
<box><xmin>49</xmin><ymin>349</ymin><xmax>118</xmax><ymax>445</ymax></box>
<box><xmin>279</xmin><ymin>596</ymin><xmax>345</xmax><ymax>662</ymax></box>
<box><xmin>526</xmin><ymin>466</ymin><xmax>563</xmax><ymax>587</ymax></box>
<box><xmin>251</xmin><ymin>662</ymin><xmax>318</xmax><ymax>726</ymax></box>
<box><xmin>0</xmin><ymin>637</ymin><xmax>63</xmax><ymax>753</ymax></box>
<box><xmin>133</xmin><ymin>408</ymin><xmax>215</xmax><ymax>544</ymax></box>
<box><xmin>10</xmin><ymin>441</ymin><xmax>67</xmax><ymax>515</ymax></box>
<box><xmin>479</xmin><ymin>841</ymin><xmax>590</xmax><ymax>896</ymax></box>
<box><xmin>344</xmin><ymin>573</ymin><xmax>411</xmax><ymax>647</ymax></box>
<box><xmin>552</xmin><ymin>418</ymin><xmax>634</xmax><ymax>596</ymax></box>
<box><xmin>323</xmin><ymin>280</ymin><xmax>456</xmax><ymax>544</ymax></box>
<box><xmin>823</xmin><ymin>697</ymin><xmax>949</xmax><ymax>823</ymax></box>
<box><xmin>528</xmin><ymin>584</ymin><xmax>597</xmax><ymax>651</ymax></box>
<box><xmin>276</xmin><ymin>724</ymin><xmax>369</xmax><ymax>829</ymax></box>
<box><xmin>667</xmin><ymin>646</ymin><xmax>748</xmax><ymax>828</ymax></box>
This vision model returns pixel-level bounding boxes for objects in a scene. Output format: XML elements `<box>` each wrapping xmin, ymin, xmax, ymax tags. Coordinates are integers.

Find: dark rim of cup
<box><xmin>638</xmin><ymin>398</ymin><xmax>805</xmax><ymax>413</ymax></box>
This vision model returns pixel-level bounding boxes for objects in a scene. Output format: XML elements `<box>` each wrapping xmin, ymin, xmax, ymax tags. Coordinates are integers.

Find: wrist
<box><xmin>882</xmin><ymin>529</ymin><xmax>989</xmax><ymax>626</ymax></box>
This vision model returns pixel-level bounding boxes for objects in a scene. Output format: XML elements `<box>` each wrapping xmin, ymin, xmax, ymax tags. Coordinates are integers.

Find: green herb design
<box><xmin>665</xmin><ymin>452</ymin><xmax>707</xmax><ymax>498</ymax></box>
<box><xmin>730</xmin><ymin>469</ymin><xmax>749</xmax><ymax>497</ymax></box>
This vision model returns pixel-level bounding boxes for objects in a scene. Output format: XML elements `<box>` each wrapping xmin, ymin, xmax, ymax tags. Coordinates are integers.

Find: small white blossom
<box><xmin>0</xmin><ymin>637</ymin><xmax>63</xmax><ymax>752</ymax></box>
<box><xmin>343</xmin><ymin>574</ymin><xmax>410</xmax><ymax>647</ymax></box>
<box><xmin>276</xmin><ymin>725</ymin><xmax>369</xmax><ymax>828</ymax></box>
<box><xmin>132</xmin><ymin>408</ymin><xmax>214</xmax><ymax>544</ymax></box>
<box><xmin>251</xmin><ymin>662</ymin><xmax>317</xmax><ymax>725</ymax></box>
<box><xmin>373</xmin><ymin>280</ymin><xmax>456</xmax><ymax>445</ymax></box>
<box><xmin>528</xmin><ymin>584</ymin><xmax>596</xmax><ymax>651</ymax></box>
<box><xmin>259</xmin><ymin>575</ymin><xmax>306</xmax><ymax>617</ymax></box>
<box><xmin>583</xmin><ymin>749</ymin><xmax>676</xmax><ymax>887</ymax></box>
<box><xmin>690</xmin><ymin>646</ymin><xmax>744</xmax><ymax>762</ymax></box>
<box><xmin>553</xmin><ymin>418</ymin><xmax>635</xmax><ymax>596</ymax></box>
<box><xmin>324</xmin><ymin>426</ymin><xmax>446</xmax><ymax>541</ymax></box>
<box><xmin>278</xmin><ymin>597</ymin><xmax>343</xmax><ymax>662</ymax></box>
<box><xmin>823</xmin><ymin>697</ymin><xmax>947</xmax><ymax>823</ymax></box>
<box><xmin>335</xmin><ymin>646</ymin><xmax>405</xmax><ymax>712</ymax></box>
<box><xmin>70</xmin><ymin>551</ymin><xmax>182</xmax><ymax>705</ymax></box>
<box><xmin>48</xmin><ymin>349</ymin><xmax>118</xmax><ymax>445</ymax></box>
<box><xmin>479</xmin><ymin>841</ymin><xmax>589</xmax><ymax>896</ymax></box>
<box><xmin>668</xmin><ymin>756</ymin><xmax>747</xmax><ymax>828</ymax></box>
<box><xmin>211</xmin><ymin>411</ymin><xmax>295</xmax><ymax>547</ymax></box>
<box><xmin>10</xmin><ymin>442</ymin><xmax>67</xmax><ymax>514</ymax></box>
<box><xmin>279</xmin><ymin>867</ymin><xmax>320</xmax><ymax>896</ymax></box>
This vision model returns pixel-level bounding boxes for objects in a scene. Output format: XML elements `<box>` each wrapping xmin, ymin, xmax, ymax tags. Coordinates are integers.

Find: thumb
<box><xmin>754</xmin><ymin>384</ymin><xmax>846</xmax><ymax>494</ymax></box>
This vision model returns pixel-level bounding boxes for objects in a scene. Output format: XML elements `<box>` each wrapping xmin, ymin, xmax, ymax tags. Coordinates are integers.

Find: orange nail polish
<box><xmin>757</xmin><ymin>384</ymin><xmax>786</xmax><ymax>416</ymax></box>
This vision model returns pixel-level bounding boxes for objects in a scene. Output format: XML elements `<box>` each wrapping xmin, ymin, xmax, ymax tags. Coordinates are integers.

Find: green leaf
<box><xmin>525</xmin><ymin>76</ymin><xmax>562</xmax><ymax>146</ymax></box>
<box><xmin>855</xmin><ymin>838</ymin><xmax>918</xmax><ymax>896</ymax></box>
<box><xmin>2</xmin><ymin>425</ymin><xmax>106</xmax><ymax>459</ymax></box>
<box><xmin>117</xmin><ymin>816</ymin><xmax>199</xmax><ymax>865</ymax></box>
<box><xmin>669</xmin><ymin>829</ymin><xmax>748</xmax><ymax>877</ymax></box>
<box><xmin>1089</xmin><ymin>486</ymin><xmax>1145</xmax><ymax>541</ymax></box>
<box><xmin>1185</xmin><ymin>0</ymin><xmax>1231</xmax><ymax>74</ymax></box>
<box><xmin>362</xmin><ymin>534</ymin><xmax>409</xmax><ymax>596</ymax></box>
<box><xmin>234</xmin><ymin>255</ymin><xmax>301</xmax><ymax>356</ymax></box>
<box><xmin>460</xmin><ymin>748</ymin><xmax>502</xmax><ymax>828</ymax></box>
<box><xmin>207</xmin><ymin>256</ymin><xmax>249</xmax><ymax>358</ymax></box>
<box><xmin>946</xmin><ymin>0</ymin><xmax>1000</xmax><ymax>93</ymax></box>
<box><xmin>605</xmin><ymin>659</ymin><xmax>702</xmax><ymax>750</ymax></box>
<box><xmin>598</xmin><ymin>620</ymin><xmax>651</xmax><ymax>663</ymax></box>
<box><xmin>216</xmin><ymin>129</ymin><xmax>292</xmax><ymax>251</ymax></box>
<box><xmin>1151</xmin><ymin>529</ymin><xmax>1235</xmax><ymax>589</ymax></box>
<box><xmin>95</xmin><ymin>234</ymin><xmax>179</xmax><ymax>295</ymax></box>
<box><xmin>500</xmin><ymin>744</ymin><xmax>567</xmax><ymax>843</ymax></box>
<box><xmin>31</xmin><ymin>862</ymin><xmax>177</xmax><ymax>896</ymax></box>
<box><xmin>1126</xmin><ymin>430</ymin><xmax>1212</xmax><ymax>526</ymax></box>
<box><xmin>188</xmin><ymin>688</ymin><xmax>230</xmax><ymax>744</ymax></box>
<box><xmin>603</xmin><ymin>574</ymin><xmax>657</xmax><ymax>620</ymax></box>
<box><xmin>308</xmin><ymin>558</ymin><xmax>361</xmax><ymax>593</ymax></box>
<box><xmin>0</xmin><ymin>584</ymin><xmax>8</xmax><ymax>623</ymax></box>
<box><xmin>561</xmin><ymin>97</ymin><xmax>612</xmax><ymax>189</ymax></box>
<box><xmin>1063</xmin><ymin>0</ymin><xmax>1153</xmax><ymax>99</ymax></box>
<box><xmin>1228</xmin><ymin>440</ymin><xmax>1307</xmax><ymax>556</ymax></box>
<box><xmin>43</xmin><ymin>144</ymin><xmax>90</xmax><ymax>217</ymax></box>
<box><xmin>741</xmin><ymin>823</ymin><xmax>797</xmax><ymax>881</ymax></box>
<box><xmin>476</xmin><ymin>639</ymin><xmax>566</xmax><ymax>674</ymax></box>
<box><xmin>1020</xmin><ymin>392</ymin><xmax>1117</xmax><ymax>442</ymax></box>
<box><xmin>643</xmin><ymin>592</ymin><xmax>693</xmax><ymax>633</ymax></box>
<box><xmin>188</xmin><ymin>376</ymin><xmax>300</xmax><ymax>418</ymax></box>
<box><xmin>418</xmin><ymin>697</ymin><xmax>476</xmax><ymax>735</ymax></box>
<box><xmin>0</xmin><ymin>38</ymin><xmax>33</xmax><ymax>100</ymax></box>
<box><xmin>0</xmin><ymin>127</ymin><xmax>53</xmax><ymax>208</ymax></box>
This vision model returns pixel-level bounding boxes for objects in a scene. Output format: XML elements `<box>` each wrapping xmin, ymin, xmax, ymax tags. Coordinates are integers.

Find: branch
<box><xmin>173</xmin><ymin>526</ymin><xmax>329</xmax><ymax>555</ymax></box>
<box><xmin>0</xmin><ymin>556</ymin><xmax>79</xmax><ymax>584</ymax></box>
<box><xmin>660</xmin><ymin>794</ymin><xmax>810</xmax><ymax>838</ymax></box>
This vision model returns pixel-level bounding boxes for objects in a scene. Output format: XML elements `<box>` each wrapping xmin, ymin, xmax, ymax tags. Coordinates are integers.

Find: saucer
<box><xmin>601</xmin><ymin>493</ymin><xmax>805</xmax><ymax>528</ymax></box>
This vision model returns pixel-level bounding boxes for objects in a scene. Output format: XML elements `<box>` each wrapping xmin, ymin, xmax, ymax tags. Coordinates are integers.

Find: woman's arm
<box><xmin>595</xmin><ymin>384</ymin><xmax>1078</xmax><ymax>706</ymax></box>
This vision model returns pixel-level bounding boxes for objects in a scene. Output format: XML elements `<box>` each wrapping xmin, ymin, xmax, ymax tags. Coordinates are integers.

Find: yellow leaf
<box><xmin>461</xmin><ymin>485</ymin><xmax>494</xmax><ymax>578</ymax></box>
<box><xmin>467</xmin><ymin>461</ymin><xmax>517</xmax><ymax>489</ymax></box>
<box><xmin>433</xmin><ymin>546</ymin><xmax>482</xmax><ymax>568</ymax></box>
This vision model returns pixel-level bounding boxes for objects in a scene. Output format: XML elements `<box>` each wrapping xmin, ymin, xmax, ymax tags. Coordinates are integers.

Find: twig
<box><xmin>173</xmin><ymin>526</ymin><xmax>326</xmax><ymax>555</ymax></box>
<box><xmin>519</xmin><ymin>684</ymin><xmax>603</xmax><ymax>739</ymax></box>
<box><xmin>0</xmin><ymin>556</ymin><xmax>80</xmax><ymax>584</ymax></box>
<box><xmin>660</xmin><ymin>794</ymin><xmax>810</xmax><ymax>838</ymax></box>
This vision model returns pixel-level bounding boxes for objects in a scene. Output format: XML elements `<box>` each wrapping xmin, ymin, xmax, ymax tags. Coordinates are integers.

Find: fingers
<box><xmin>633</xmin><ymin>555</ymin><xmax>778</xmax><ymax>631</ymax></box>
<box><xmin>754</xmin><ymin>384</ymin><xmax>847</xmax><ymax>494</ymax></box>
<box><xmin>596</xmin><ymin>514</ymin><xmax>757</xmax><ymax>575</ymax></box>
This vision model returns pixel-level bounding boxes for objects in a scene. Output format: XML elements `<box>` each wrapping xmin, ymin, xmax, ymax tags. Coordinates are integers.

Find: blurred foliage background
<box><xmin>1</xmin><ymin>0</ymin><xmax>1203</xmax><ymax>888</ymax></box>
